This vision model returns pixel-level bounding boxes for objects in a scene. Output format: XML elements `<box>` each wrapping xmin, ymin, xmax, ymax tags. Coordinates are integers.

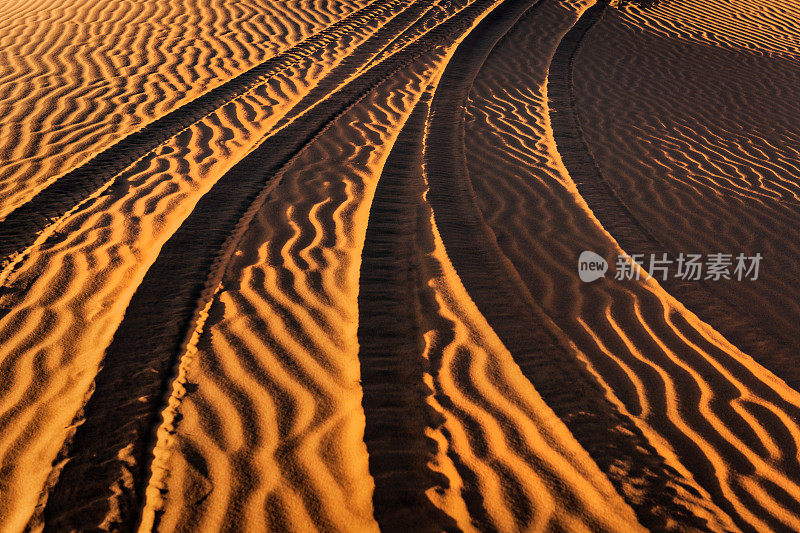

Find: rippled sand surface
<box><xmin>1</xmin><ymin>0</ymin><xmax>799</xmax><ymax>530</ymax></box>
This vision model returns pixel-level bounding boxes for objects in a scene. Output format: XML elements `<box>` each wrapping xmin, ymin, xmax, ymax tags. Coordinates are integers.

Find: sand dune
<box><xmin>39</xmin><ymin>1</ymin><xmax>568</xmax><ymax>528</ymax></box>
<box><xmin>551</xmin><ymin>0</ymin><xmax>800</xmax><ymax>529</ymax></box>
<box><xmin>1</xmin><ymin>0</ymin><xmax>799</xmax><ymax>530</ymax></box>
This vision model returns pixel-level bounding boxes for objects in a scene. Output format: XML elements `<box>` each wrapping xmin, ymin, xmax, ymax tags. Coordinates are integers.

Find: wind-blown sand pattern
<box><xmin>1</xmin><ymin>0</ymin><xmax>799</xmax><ymax>530</ymax></box>
<box><xmin>0</xmin><ymin>0</ymin><xmax>371</xmax><ymax>219</ymax></box>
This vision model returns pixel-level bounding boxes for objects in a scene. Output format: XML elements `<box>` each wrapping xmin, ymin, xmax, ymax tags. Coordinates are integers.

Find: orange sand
<box><xmin>1</xmin><ymin>0</ymin><xmax>799</xmax><ymax>530</ymax></box>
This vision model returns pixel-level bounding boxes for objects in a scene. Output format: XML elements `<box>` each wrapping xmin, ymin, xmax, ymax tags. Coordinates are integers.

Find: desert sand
<box><xmin>1</xmin><ymin>0</ymin><xmax>799</xmax><ymax>530</ymax></box>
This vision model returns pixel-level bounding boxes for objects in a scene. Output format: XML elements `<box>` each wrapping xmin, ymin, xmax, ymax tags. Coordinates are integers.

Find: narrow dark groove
<box><xmin>423</xmin><ymin>1</ymin><xmax>712</xmax><ymax>529</ymax></box>
<box><xmin>0</xmin><ymin>0</ymin><xmax>408</xmax><ymax>267</ymax></box>
<box><xmin>357</xmin><ymin>97</ymin><xmax>459</xmax><ymax>533</ymax></box>
<box><xmin>40</xmin><ymin>1</ymin><xmax>507</xmax><ymax>529</ymax></box>
<box><xmin>547</xmin><ymin>3</ymin><xmax>800</xmax><ymax>402</ymax></box>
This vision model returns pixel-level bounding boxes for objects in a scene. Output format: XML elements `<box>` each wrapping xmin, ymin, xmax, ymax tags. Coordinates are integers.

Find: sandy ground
<box><xmin>0</xmin><ymin>0</ymin><xmax>799</xmax><ymax>530</ymax></box>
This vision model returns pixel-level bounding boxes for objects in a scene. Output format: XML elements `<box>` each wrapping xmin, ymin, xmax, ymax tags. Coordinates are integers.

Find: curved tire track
<box><xmin>357</xmin><ymin>91</ymin><xmax>462</xmax><ymax>532</ymax></box>
<box><xmin>422</xmin><ymin>0</ymin><xmax>719</xmax><ymax>528</ymax></box>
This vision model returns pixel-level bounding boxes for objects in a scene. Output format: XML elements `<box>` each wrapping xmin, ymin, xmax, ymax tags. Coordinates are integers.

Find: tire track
<box><xmin>0</xmin><ymin>0</ymin><xmax>371</xmax><ymax>221</ymax></box>
<box><xmin>12</xmin><ymin>3</ymin><xmax>432</xmax><ymax>523</ymax></box>
<box><xmin>137</xmin><ymin>44</ymin><xmax>447</xmax><ymax>533</ymax></box>
<box><xmin>2</xmin><ymin>1</ymin><xmax>459</xmax><ymax>528</ymax></box>
<box><xmin>357</xmin><ymin>89</ymin><xmax>462</xmax><ymax>532</ymax></box>
<box><xmin>549</xmin><ymin>1</ymin><xmax>800</xmax><ymax>393</ymax></box>
<box><xmin>357</xmin><ymin>63</ymin><xmax>642</xmax><ymax>532</ymax></box>
<box><xmin>422</xmin><ymin>0</ymin><xmax>733</xmax><ymax>529</ymax></box>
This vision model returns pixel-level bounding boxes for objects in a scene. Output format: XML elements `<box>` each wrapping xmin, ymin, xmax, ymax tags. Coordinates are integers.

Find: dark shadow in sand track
<box><xmin>422</xmin><ymin>0</ymin><xmax>712</xmax><ymax>529</ymax></box>
<box><xmin>547</xmin><ymin>2</ymin><xmax>800</xmax><ymax>397</ymax></box>
<box><xmin>357</xmin><ymin>96</ymin><xmax>460</xmax><ymax>533</ymax></box>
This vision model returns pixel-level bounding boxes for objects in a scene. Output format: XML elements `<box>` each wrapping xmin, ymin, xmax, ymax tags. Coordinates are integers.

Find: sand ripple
<box><xmin>0</xmin><ymin>0</ymin><xmax>370</xmax><ymax>220</ymax></box>
<box><xmin>1</xmin><ymin>0</ymin><xmax>799</xmax><ymax>530</ymax></box>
